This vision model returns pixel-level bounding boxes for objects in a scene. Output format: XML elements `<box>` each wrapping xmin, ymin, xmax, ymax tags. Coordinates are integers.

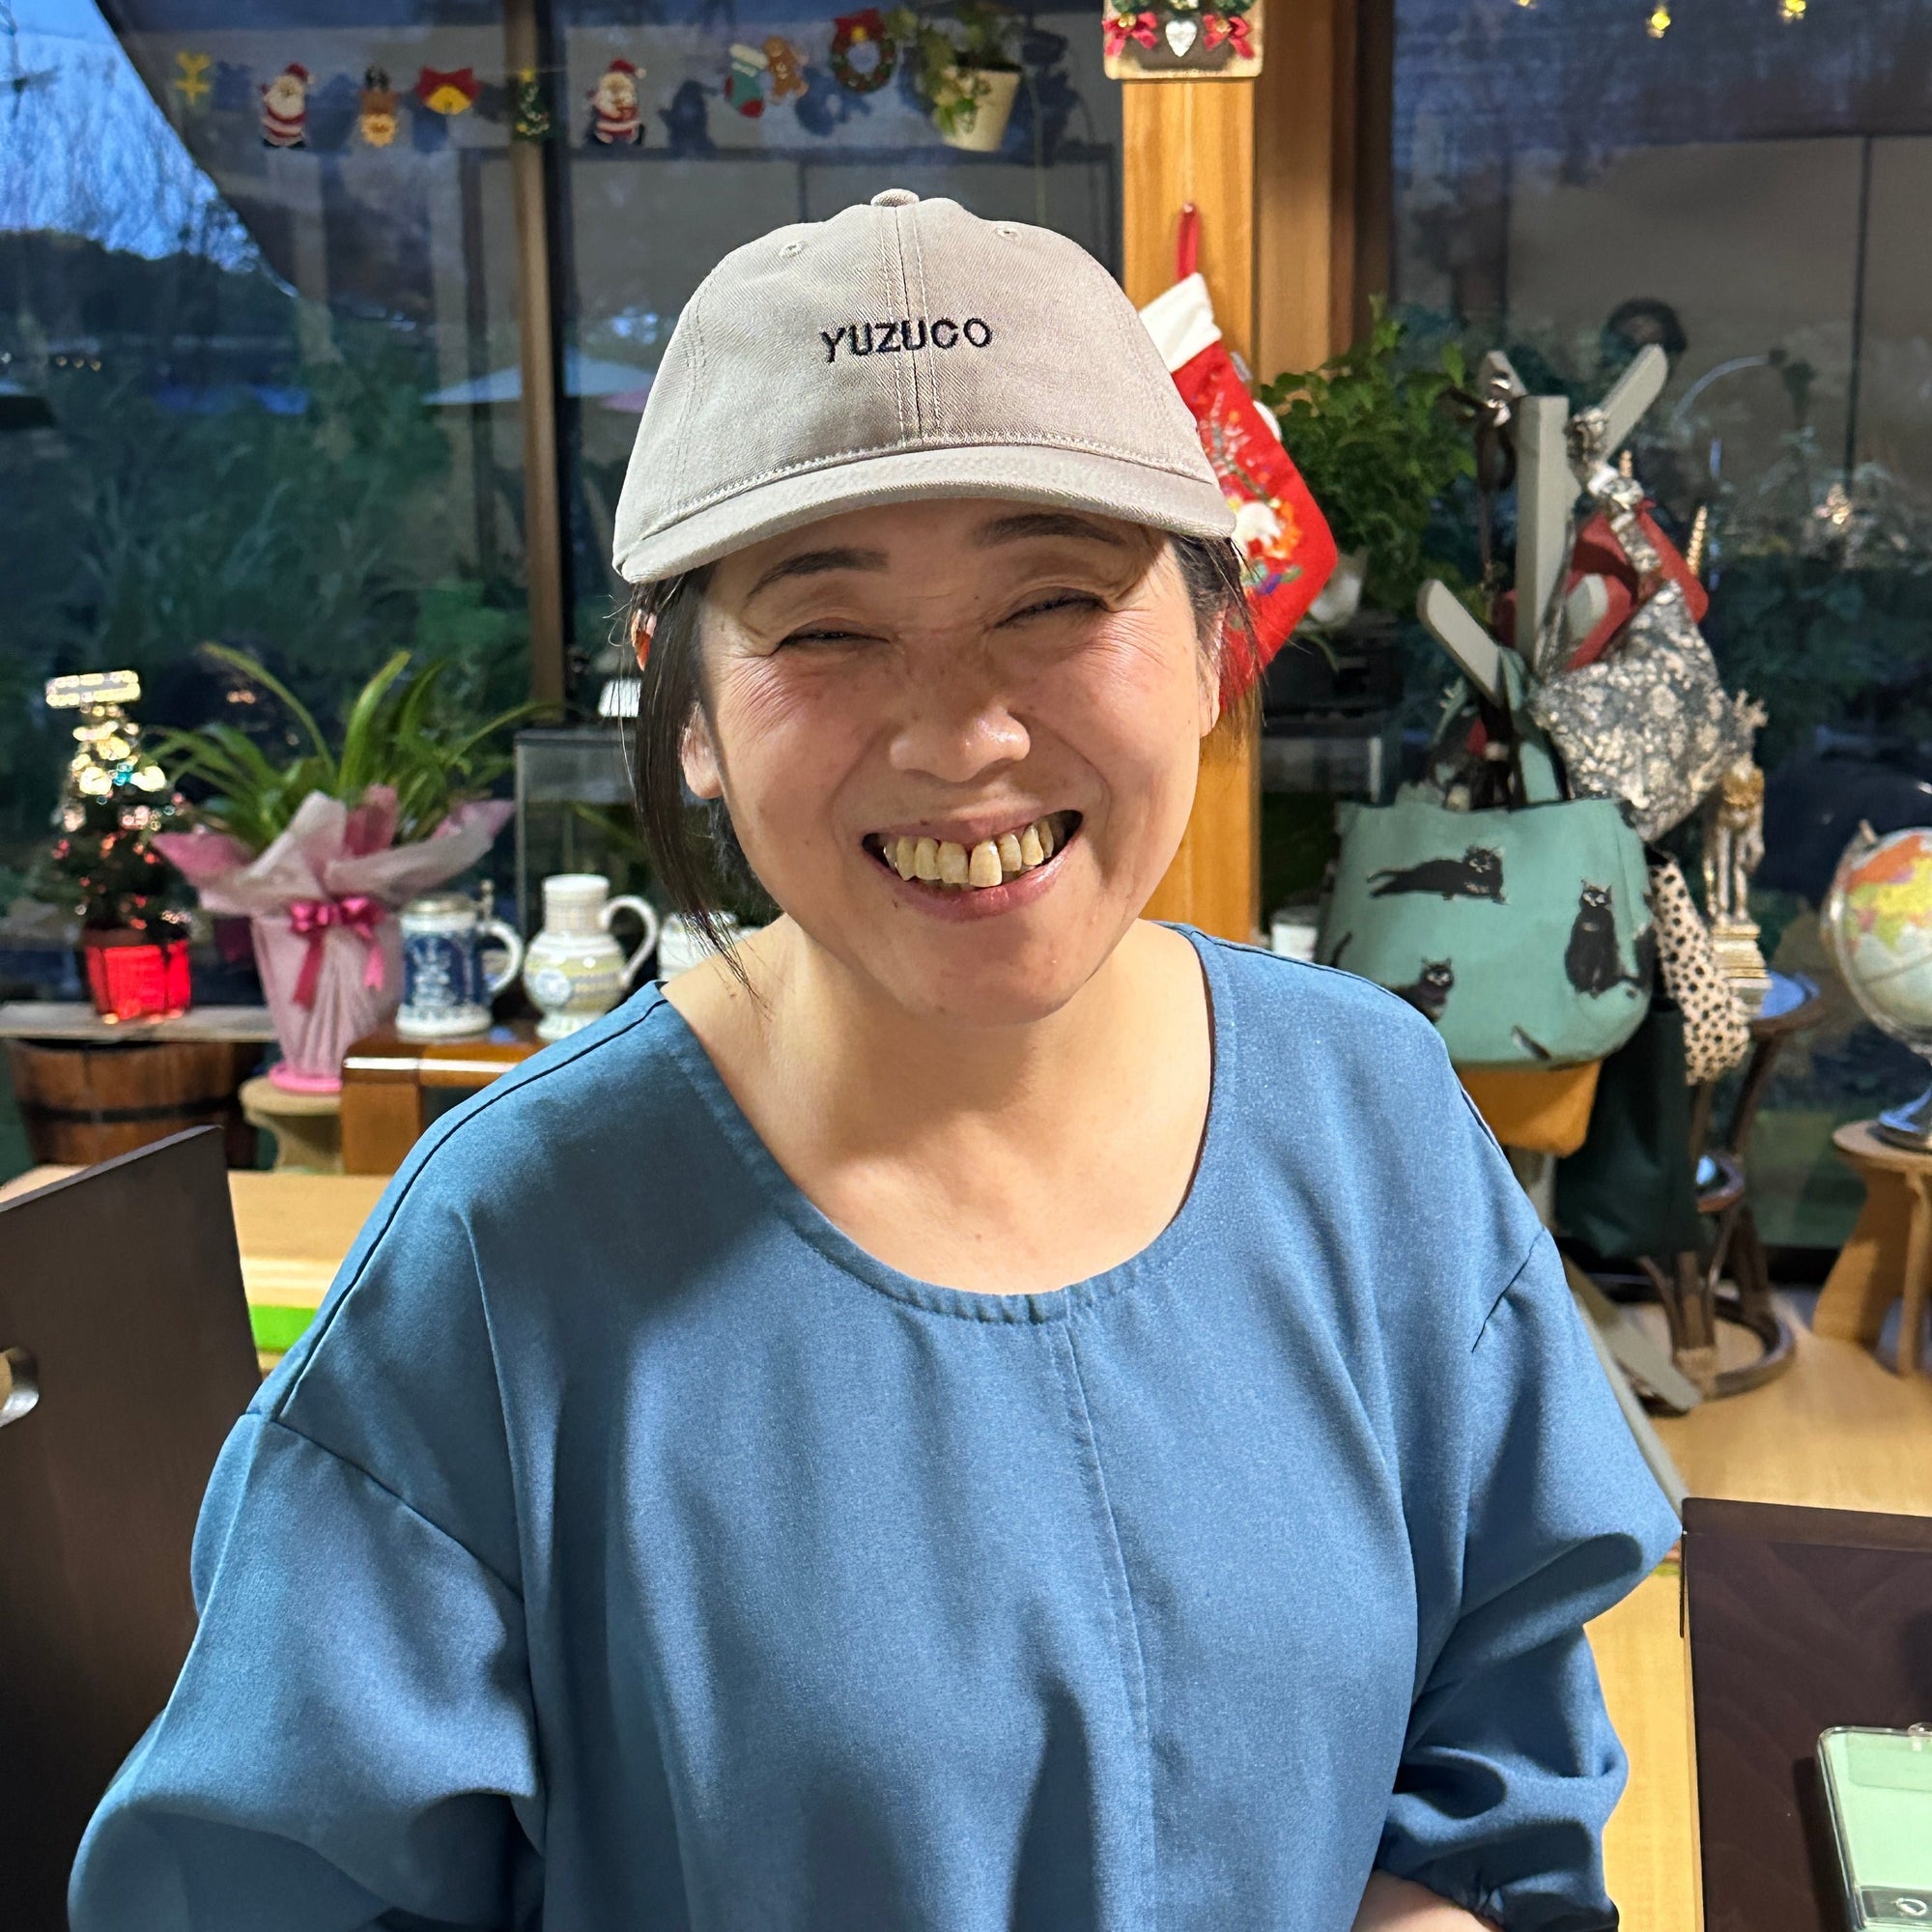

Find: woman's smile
<box><xmin>860</xmin><ymin>811</ymin><xmax>1082</xmax><ymax>921</ymax></box>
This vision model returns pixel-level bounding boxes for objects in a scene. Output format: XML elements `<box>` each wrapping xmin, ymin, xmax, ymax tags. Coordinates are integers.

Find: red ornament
<box><xmin>82</xmin><ymin>932</ymin><xmax>192</xmax><ymax>1024</ymax></box>
<box><xmin>1104</xmin><ymin>11</ymin><xmax>1158</xmax><ymax>56</ymax></box>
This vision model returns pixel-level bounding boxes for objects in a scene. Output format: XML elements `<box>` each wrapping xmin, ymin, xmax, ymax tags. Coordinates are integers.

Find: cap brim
<box><xmin>611</xmin><ymin>440</ymin><xmax>1236</xmax><ymax>584</ymax></box>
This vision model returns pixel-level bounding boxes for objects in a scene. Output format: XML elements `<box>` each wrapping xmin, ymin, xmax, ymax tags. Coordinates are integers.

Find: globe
<box><xmin>1824</xmin><ymin>823</ymin><xmax>1932</xmax><ymax>1145</ymax></box>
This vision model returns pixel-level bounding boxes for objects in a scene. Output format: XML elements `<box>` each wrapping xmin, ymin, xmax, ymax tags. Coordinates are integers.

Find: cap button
<box><xmin>870</xmin><ymin>187</ymin><xmax>920</xmax><ymax>208</ymax></box>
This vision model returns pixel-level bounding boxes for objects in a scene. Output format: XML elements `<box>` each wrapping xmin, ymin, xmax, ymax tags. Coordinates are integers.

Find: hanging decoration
<box><xmin>33</xmin><ymin>671</ymin><xmax>194</xmax><ymax>1025</ymax></box>
<box><xmin>830</xmin><ymin>11</ymin><xmax>899</xmax><ymax>92</ymax></box>
<box><xmin>1103</xmin><ymin>0</ymin><xmax>1263</xmax><ymax>78</ymax></box>
<box><xmin>659</xmin><ymin>77</ymin><xmax>716</xmax><ymax>155</ymax></box>
<box><xmin>725</xmin><ymin>43</ymin><xmax>770</xmax><ymax>116</ymax></box>
<box><xmin>764</xmin><ymin>37</ymin><xmax>809</xmax><ymax>100</ymax></box>
<box><xmin>511</xmin><ymin>67</ymin><xmax>554</xmax><ymax>140</ymax></box>
<box><xmin>1779</xmin><ymin>0</ymin><xmax>1805</xmax><ymax>16</ymax></box>
<box><xmin>1645</xmin><ymin>3</ymin><xmax>1670</xmax><ymax>34</ymax></box>
<box><xmin>357</xmin><ymin>67</ymin><xmax>400</xmax><ymax>146</ymax></box>
<box><xmin>589</xmin><ymin>57</ymin><xmax>644</xmax><ymax>143</ymax></box>
<box><xmin>415</xmin><ymin>66</ymin><xmax>481</xmax><ymax>114</ymax></box>
<box><xmin>171</xmin><ymin>50</ymin><xmax>211</xmax><ymax>110</ymax></box>
<box><xmin>259</xmin><ymin>64</ymin><xmax>311</xmax><ymax>147</ymax></box>
<box><xmin>1136</xmin><ymin>209</ymin><xmax>1336</xmax><ymax>701</ymax></box>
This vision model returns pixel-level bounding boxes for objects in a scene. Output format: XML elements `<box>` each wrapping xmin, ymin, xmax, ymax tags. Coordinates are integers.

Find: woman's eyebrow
<box><xmin>745</xmin><ymin>546</ymin><xmax>889</xmax><ymax>602</ymax></box>
<box><xmin>972</xmin><ymin>511</ymin><xmax>1130</xmax><ymax>550</ymax></box>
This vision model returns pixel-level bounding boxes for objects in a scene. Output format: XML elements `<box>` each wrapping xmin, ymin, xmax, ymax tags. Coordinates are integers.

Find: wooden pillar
<box><xmin>1124</xmin><ymin>0</ymin><xmax>1362</xmax><ymax>941</ymax></box>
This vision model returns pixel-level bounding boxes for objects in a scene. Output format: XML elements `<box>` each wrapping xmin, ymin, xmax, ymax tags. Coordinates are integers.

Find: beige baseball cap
<box><xmin>611</xmin><ymin>188</ymin><xmax>1235</xmax><ymax>585</ymax></box>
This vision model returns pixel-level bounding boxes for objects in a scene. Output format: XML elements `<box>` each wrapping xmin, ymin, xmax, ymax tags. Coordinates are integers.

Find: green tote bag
<box><xmin>1316</xmin><ymin>666</ymin><xmax>1655</xmax><ymax>1070</ymax></box>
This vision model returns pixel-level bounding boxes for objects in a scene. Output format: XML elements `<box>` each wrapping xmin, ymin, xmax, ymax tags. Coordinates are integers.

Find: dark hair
<box><xmin>622</xmin><ymin>530</ymin><xmax>1257</xmax><ymax>964</ymax></box>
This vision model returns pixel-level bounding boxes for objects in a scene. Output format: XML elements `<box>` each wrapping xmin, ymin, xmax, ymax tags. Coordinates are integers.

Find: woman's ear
<box><xmin>630</xmin><ymin>608</ymin><xmax>654</xmax><ymax>672</ymax></box>
<box><xmin>680</xmin><ymin>710</ymin><xmax>724</xmax><ymax>801</ymax></box>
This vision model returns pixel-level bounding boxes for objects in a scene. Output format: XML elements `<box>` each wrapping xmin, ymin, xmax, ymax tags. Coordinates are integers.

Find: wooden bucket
<box><xmin>7</xmin><ymin>1038</ymin><xmax>260</xmax><ymax>1168</ymax></box>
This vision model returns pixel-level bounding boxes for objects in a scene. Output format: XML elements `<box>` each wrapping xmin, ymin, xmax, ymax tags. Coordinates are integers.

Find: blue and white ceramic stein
<box><xmin>396</xmin><ymin>893</ymin><xmax>525</xmax><ymax>1039</ymax></box>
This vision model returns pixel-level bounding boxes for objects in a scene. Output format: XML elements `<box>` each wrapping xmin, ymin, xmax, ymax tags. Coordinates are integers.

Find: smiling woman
<box><xmin>70</xmin><ymin>192</ymin><xmax>1677</xmax><ymax>1932</ymax></box>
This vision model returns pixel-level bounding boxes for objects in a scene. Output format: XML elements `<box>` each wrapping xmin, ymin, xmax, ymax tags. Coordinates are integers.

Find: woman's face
<box><xmin>678</xmin><ymin>497</ymin><xmax>1219</xmax><ymax>1028</ymax></box>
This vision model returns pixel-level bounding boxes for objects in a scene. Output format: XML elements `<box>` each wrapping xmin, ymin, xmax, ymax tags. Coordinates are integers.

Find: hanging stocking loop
<box><xmin>1176</xmin><ymin>202</ymin><xmax>1200</xmax><ymax>280</ymax></box>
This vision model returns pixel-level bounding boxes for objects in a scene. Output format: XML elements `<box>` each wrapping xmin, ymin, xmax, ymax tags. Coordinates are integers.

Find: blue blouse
<box><xmin>71</xmin><ymin>929</ymin><xmax>1678</xmax><ymax>1932</ymax></box>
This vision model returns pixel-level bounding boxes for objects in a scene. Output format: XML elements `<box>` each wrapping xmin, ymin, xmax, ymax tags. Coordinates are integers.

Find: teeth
<box><xmin>879</xmin><ymin>815</ymin><xmax>1071</xmax><ymax>891</ymax></box>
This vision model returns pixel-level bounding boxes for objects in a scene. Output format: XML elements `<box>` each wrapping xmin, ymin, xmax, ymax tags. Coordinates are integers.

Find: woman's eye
<box><xmin>778</xmin><ymin>627</ymin><xmax>869</xmax><ymax>648</ymax></box>
<box><xmin>1009</xmin><ymin>592</ymin><xmax>1101</xmax><ymax>623</ymax></box>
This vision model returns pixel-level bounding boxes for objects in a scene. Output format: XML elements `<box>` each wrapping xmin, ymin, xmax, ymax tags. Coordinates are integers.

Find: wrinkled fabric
<box><xmin>71</xmin><ymin>929</ymin><xmax>1678</xmax><ymax>1932</ymax></box>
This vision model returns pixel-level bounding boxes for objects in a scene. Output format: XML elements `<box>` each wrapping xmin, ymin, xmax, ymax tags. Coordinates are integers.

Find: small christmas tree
<box><xmin>33</xmin><ymin>670</ymin><xmax>195</xmax><ymax>1019</ymax></box>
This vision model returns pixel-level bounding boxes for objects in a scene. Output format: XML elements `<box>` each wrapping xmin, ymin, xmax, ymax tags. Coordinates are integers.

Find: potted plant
<box><xmin>1258</xmin><ymin>300</ymin><xmax>1477</xmax><ymax>633</ymax></box>
<box><xmin>152</xmin><ymin>647</ymin><xmax>530</xmax><ymax>1092</ymax></box>
<box><xmin>888</xmin><ymin>0</ymin><xmax>1024</xmax><ymax>152</ymax></box>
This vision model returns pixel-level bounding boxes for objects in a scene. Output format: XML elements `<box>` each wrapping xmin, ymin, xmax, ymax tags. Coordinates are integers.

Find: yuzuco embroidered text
<box><xmin>819</xmin><ymin>317</ymin><xmax>993</xmax><ymax>362</ymax></box>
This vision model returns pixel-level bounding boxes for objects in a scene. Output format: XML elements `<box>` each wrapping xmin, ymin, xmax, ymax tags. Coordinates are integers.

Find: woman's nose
<box><xmin>886</xmin><ymin>664</ymin><xmax>1031</xmax><ymax>784</ymax></box>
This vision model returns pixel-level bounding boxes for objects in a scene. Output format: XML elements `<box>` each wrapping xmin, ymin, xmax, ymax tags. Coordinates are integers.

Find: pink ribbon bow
<box><xmin>287</xmin><ymin>894</ymin><xmax>386</xmax><ymax>1009</ymax></box>
<box><xmin>1104</xmin><ymin>9</ymin><xmax>1158</xmax><ymax>55</ymax></box>
<box><xmin>1203</xmin><ymin>10</ymin><xmax>1256</xmax><ymax>55</ymax></box>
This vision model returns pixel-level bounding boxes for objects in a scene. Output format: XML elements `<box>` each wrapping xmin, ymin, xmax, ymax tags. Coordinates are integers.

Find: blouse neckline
<box><xmin>648</xmin><ymin>923</ymin><xmax>1233</xmax><ymax>1325</ymax></box>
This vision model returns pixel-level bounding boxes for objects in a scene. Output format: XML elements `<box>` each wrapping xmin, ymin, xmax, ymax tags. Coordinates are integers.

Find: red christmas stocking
<box><xmin>1139</xmin><ymin>229</ymin><xmax>1337</xmax><ymax>706</ymax></box>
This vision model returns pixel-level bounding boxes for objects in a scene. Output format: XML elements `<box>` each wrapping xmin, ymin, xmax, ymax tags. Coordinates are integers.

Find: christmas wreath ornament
<box><xmin>830</xmin><ymin>11</ymin><xmax>898</xmax><ymax>92</ymax></box>
<box><xmin>1138</xmin><ymin>206</ymin><xmax>1336</xmax><ymax>702</ymax></box>
<box><xmin>1103</xmin><ymin>0</ymin><xmax>1263</xmax><ymax>77</ymax></box>
<box><xmin>415</xmin><ymin>67</ymin><xmax>481</xmax><ymax>115</ymax></box>
<box><xmin>357</xmin><ymin>67</ymin><xmax>400</xmax><ymax>147</ymax></box>
<box><xmin>511</xmin><ymin>68</ymin><xmax>554</xmax><ymax>141</ymax></box>
<box><xmin>589</xmin><ymin>58</ymin><xmax>644</xmax><ymax>143</ymax></box>
<box><xmin>259</xmin><ymin>64</ymin><xmax>310</xmax><ymax>147</ymax></box>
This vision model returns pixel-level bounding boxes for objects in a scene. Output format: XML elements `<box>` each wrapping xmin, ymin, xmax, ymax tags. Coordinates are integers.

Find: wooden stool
<box><xmin>1816</xmin><ymin>1121</ymin><xmax>1932</xmax><ymax>1374</ymax></box>
<box><xmin>239</xmin><ymin>1074</ymin><xmax>344</xmax><ymax>1173</ymax></box>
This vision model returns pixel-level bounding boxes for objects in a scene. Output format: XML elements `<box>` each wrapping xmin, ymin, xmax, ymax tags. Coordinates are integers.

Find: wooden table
<box><xmin>1817</xmin><ymin>1120</ymin><xmax>1932</xmax><ymax>1374</ymax></box>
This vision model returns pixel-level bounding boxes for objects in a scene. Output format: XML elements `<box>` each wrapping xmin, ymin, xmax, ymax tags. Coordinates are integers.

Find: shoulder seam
<box><xmin>1471</xmin><ymin>1228</ymin><xmax>1555</xmax><ymax>1354</ymax></box>
<box><xmin>262</xmin><ymin>1412</ymin><xmax>523</xmax><ymax>1602</ymax></box>
<box><xmin>270</xmin><ymin>997</ymin><xmax>675</xmax><ymax>1409</ymax></box>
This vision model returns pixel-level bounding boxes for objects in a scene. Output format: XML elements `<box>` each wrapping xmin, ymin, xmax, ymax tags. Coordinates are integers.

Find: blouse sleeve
<box><xmin>68</xmin><ymin>1172</ymin><xmax>546</xmax><ymax>1932</ymax></box>
<box><xmin>1375</xmin><ymin>1228</ymin><xmax>1681</xmax><ymax>1932</ymax></box>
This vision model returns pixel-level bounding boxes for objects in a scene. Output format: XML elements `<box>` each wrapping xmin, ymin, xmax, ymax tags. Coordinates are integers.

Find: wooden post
<box><xmin>505</xmin><ymin>0</ymin><xmax>567</xmax><ymax>715</ymax></box>
<box><xmin>1123</xmin><ymin>0</ymin><xmax>1361</xmax><ymax>941</ymax></box>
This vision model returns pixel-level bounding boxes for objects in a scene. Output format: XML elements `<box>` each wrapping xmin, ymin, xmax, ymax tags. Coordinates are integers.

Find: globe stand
<box><xmin>1878</xmin><ymin>1081</ymin><xmax>1932</xmax><ymax>1151</ymax></box>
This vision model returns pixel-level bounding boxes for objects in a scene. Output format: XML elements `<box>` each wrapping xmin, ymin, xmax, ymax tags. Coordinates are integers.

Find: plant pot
<box><xmin>79</xmin><ymin>930</ymin><xmax>192</xmax><ymax>1023</ymax></box>
<box><xmin>935</xmin><ymin>65</ymin><xmax>1019</xmax><ymax>152</ymax></box>
<box><xmin>250</xmin><ymin>906</ymin><xmax>403</xmax><ymax>1093</ymax></box>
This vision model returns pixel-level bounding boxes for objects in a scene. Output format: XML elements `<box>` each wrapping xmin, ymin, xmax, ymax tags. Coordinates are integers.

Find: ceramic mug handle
<box><xmin>603</xmin><ymin>895</ymin><xmax>661</xmax><ymax>988</ymax></box>
<box><xmin>478</xmin><ymin>918</ymin><xmax>526</xmax><ymax>997</ymax></box>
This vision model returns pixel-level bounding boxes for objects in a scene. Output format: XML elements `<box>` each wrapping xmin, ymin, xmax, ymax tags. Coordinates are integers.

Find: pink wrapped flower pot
<box><xmin>157</xmin><ymin>786</ymin><xmax>513</xmax><ymax>1094</ymax></box>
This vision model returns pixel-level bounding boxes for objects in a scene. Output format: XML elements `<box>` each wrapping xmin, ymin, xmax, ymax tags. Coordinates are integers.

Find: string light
<box><xmin>1646</xmin><ymin>2</ymin><xmax>1671</xmax><ymax>34</ymax></box>
<box><xmin>1780</xmin><ymin>0</ymin><xmax>1805</xmax><ymax>16</ymax></box>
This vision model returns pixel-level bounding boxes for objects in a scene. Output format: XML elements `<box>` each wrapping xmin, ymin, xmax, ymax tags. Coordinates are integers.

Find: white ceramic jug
<box><xmin>522</xmin><ymin>873</ymin><xmax>660</xmax><ymax>1040</ymax></box>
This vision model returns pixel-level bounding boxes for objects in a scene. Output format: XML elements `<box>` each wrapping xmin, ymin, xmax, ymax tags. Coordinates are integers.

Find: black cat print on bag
<box><xmin>1563</xmin><ymin>884</ymin><xmax>1644</xmax><ymax>996</ymax></box>
<box><xmin>1367</xmin><ymin>848</ymin><xmax>1505</xmax><ymax>903</ymax></box>
<box><xmin>1390</xmin><ymin>960</ymin><xmax>1455</xmax><ymax>1022</ymax></box>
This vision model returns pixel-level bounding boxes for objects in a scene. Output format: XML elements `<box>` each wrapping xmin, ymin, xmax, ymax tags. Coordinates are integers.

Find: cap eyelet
<box><xmin>778</xmin><ymin>241</ymin><xmax>803</xmax><ymax>259</ymax></box>
<box><xmin>994</xmin><ymin>222</ymin><xmax>1021</xmax><ymax>239</ymax></box>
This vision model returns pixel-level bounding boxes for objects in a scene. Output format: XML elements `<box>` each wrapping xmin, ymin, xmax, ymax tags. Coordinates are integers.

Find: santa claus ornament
<box><xmin>1137</xmin><ymin>206</ymin><xmax>1335</xmax><ymax>703</ymax></box>
<box><xmin>259</xmin><ymin>64</ymin><xmax>310</xmax><ymax>148</ymax></box>
<box><xmin>589</xmin><ymin>58</ymin><xmax>644</xmax><ymax>144</ymax></box>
